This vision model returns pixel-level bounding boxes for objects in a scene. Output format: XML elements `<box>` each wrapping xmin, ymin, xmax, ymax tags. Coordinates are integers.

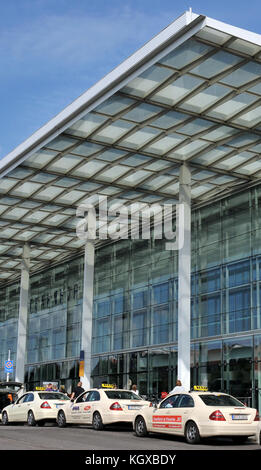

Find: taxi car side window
<box><xmin>26</xmin><ymin>393</ymin><xmax>34</xmax><ymax>402</ymax></box>
<box><xmin>16</xmin><ymin>394</ymin><xmax>28</xmax><ymax>404</ymax></box>
<box><xmin>160</xmin><ymin>395</ymin><xmax>180</xmax><ymax>409</ymax></box>
<box><xmin>87</xmin><ymin>391</ymin><xmax>100</xmax><ymax>402</ymax></box>
<box><xmin>76</xmin><ymin>392</ymin><xmax>90</xmax><ymax>403</ymax></box>
<box><xmin>178</xmin><ymin>395</ymin><xmax>194</xmax><ymax>408</ymax></box>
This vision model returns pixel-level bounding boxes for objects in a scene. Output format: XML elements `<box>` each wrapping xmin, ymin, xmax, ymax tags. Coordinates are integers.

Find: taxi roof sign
<box><xmin>193</xmin><ymin>385</ymin><xmax>208</xmax><ymax>391</ymax></box>
<box><xmin>101</xmin><ymin>384</ymin><xmax>115</xmax><ymax>389</ymax></box>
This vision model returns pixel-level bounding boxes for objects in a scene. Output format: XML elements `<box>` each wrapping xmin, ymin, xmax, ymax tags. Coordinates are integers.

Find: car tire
<box><xmin>135</xmin><ymin>416</ymin><xmax>148</xmax><ymax>437</ymax></box>
<box><xmin>27</xmin><ymin>410</ymin><xmax>36</xmax><ymax>427</ymax></box>
<box><xmin>92</xmin><ymin>412</ymin><xmax>104</xmax><ymax>431</ymax></box>
<box><xmin>1</xmin><ymin>411</ymin><xmax>9</xmax><ymax>425</ymax></box>
<box><xmin>57</xmin><ymin>410</ymin><xmax>67</xmax><ymax>428</ymax></box>
<box><xmin>185</xmin><ymin>420</ymin><xmax>201</xmax><ymax>444</ymax></box>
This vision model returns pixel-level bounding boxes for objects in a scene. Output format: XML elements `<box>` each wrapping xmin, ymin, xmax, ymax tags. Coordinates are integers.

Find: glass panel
<box><xmin>47</xmin><ymin>154</ymin><xmax>83</xmax><ymax>173</ymax></box>
<box><xmin>223</xmin><ymin>337</ymin><xmax>252</xmax><ymax>400</ymax></box>
<box><xmin>229</xmin><ymin>38</ymin><xmax>261</xmax><ymax>56</ymax></box>
<box><xmin>228</xmin><ymin>133</ymin><xmax>260</xmax><ymax>148</ymax></box>
<box><xmin>11</xmin><ymin>182</ymin><xmax>42</xmax><ymax>197</ymax></box>
<box><xmin>66</xmin><ymin>113</ymin><xmax>108</xmax><ymax>138</ymax></box>
<box><xmin>238</xmin><ymin>160</ymin><xmax>261</xmax><ymax>175</ymax></box>
<box><xmin>232</xmin><ymin>105</ymin><xmax>261</xmax><ymax>127</ymax></box>
<box><xmin>191</xmin><ymin>146</ymin><xmax>230</xmax><ymax>165</ymax></box>
<box><xmin>93</xmin><ymin>120</ymin><xmax>135</xmax><ymax>143</ymax></box>
<box><xmin>207</xmin><ymin>93</ymin><xmax>258</xmax><ymax>120</ymax></box>
<box><xmin>214</xmin><ymin>151</ymin><xmax>253</xmax><ymax>171</ymax></box>
<box><xmin>191</xmin><ymin>50</ymin><xmax>242</xmax><ymax>78</ymax></box>
<box><xmin>96</xmin><ymin>149</ymin><xmax>127</xmax><ymax>162</ymax></box>
<box><xmin>180</xmin><ymin>84</ymin><xmax>231</xmax><ymax>113</ymax></box>
<box><xmin>119</xmin><ymin>170</ymin><xmax>150</xmax><ymax>186</ymax></box>
<box><xmin>152</xmin><ymin>74</ymin><xmax>203</xmax><ymax>106</ymax></box>
<box><xmin>23</xmin><ymin>149</ymin><xmax>58</xmax><ymax>169</ymax></box>
<box><xmin>45</xmin><ymin>136</ymin><xmax>76</xmax><ymax>151</ymax></box>
<box><xmin>197</xmin><ymin>341</ymin><xmax>222</xmax><ymax>391</ymax></box>
<box><xmin>71</xmin><ymin>141</ymin><xmax>103</xmax><ymax>156</ymax></box>
<box><xmin>169</xmin><ymin>140</ymin><xmax>209</xmax><ymax>160</ymax></box>
<box><xmin>145</xmin><ymin>134</ymin><xmax>186</xmax><ymax>155</ymax></box>
<box><xmin>120</xmin><ymin>127</ymin><xmax>161</xmax><ymax>149</ymax></box>
<box><xmin>196</xmin><ymin>27</ymin><xmax>231</xmax><ymax>45</ymax></box>
<box><xmin>221</xmin><ymin>61</ymin><xmax>261</xmax><ymax>87</ymax></box>
<box><xmin>159</xmin><ymin>38</ymin><xmax>213</xmax><ymax>69</ymax></box>
<box><xmin>202</xmin><ymin>126</ymin><xmax>239</xmax><ymax>142</ymax></box>
<box><xmin>132</xmin><ymin>310</ymin><xmax>147</xmax><ymax>347</ymax></box>
<box><xmin>33</xmin><ymin>186</ymin><xmax>65</xmax><ymax>201</ymax></box>
<box><xmin>151</xmin><ymin>111</ymin><xmax>188</xmax><ymax>129</ymax></box>
<box><xmin>95</xmin><ymin>96</ymin><xmax>135</xmax><ymax>115</ymax></box>
<box><xmin>72</xmin><ymin>160</ymin><xmax>107</xmax><ymax>178</ymax></box>
<box><xmin>123</xmin><ymin>103</ymin><xmax>162</xmax><ymax>122</ymax></box>
<box><xmin>121</xmin><ymin>65</ymin><xmax>173</xmax><ymax>97</ymax></box>
<box><xmin>97</xmin><ymin>165</ymin><xmax>130</xmax><ymax>182</ymax></box>
<box><xmin>152</xmin><ymin>306</ymin><xmax>169</xmax><ymax>344</ymax></box>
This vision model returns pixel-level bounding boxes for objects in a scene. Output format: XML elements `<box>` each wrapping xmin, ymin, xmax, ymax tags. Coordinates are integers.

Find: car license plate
<box><xmin>232</xmin><ymin>414</ymin><xmax>248</xmax><ymax>420</ymax></box>
<box><xmin>128</xmin><ymin>405</ymin><xmax>141</xmax><ymax>410</ymax></box>
<box><xmin>55</xmin><ymin>403</ymin><xmax>64</xmax><ymax>408</ymax></box>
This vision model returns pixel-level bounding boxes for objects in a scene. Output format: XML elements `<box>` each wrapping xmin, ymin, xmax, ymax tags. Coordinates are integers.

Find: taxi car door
<box><xmin>70</xmin><ymin>391</ymin><xmax>90</xmax><ymax>423</ymax></box>
<box><xmin>149</xmin><ymin>394</ymin><xmax>183</xmax><ymax>434</ymax></box>
<box><xmin>176</xmin><ymin>394</ymin><xmax>195</xmax><ymax>433</ymax></box>
<box><xmin>12</xmin><ymin>394</ymin><xmax>29</xmax><ymax>421</ymax></box>
<box><xmin>84</xmin><ymin>390</ymin><xmax>101</xmax><ymax>424</ymax></box>
<box><xmin>20</xmin><ymin>393</ymin><xmax>35</xmax><ymax>421</ymax></box>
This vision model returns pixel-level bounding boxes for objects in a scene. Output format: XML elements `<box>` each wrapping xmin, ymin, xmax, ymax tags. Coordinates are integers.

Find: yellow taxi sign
<box><xmin>193</xmin><ymin>385</ymin><xmax>208</xmax><ymax>391</ymax></box>
<box><xmin>35</xmin><ymin>387</ymin><xmax>46</xmax><ymax>391</ymax></box>
<box><xmin>101</xmin><ymin>383</ymin><xmax>115</xmax><ymax>389</ymax></box>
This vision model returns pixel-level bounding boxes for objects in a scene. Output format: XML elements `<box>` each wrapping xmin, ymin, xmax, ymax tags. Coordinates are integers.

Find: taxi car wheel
<box><xmin>92</xmin><ymin>412</ymin><xmax>104</xmax><ymax>431</ymax></box>
<box><xmin>185</xmin><ymin>421</ymin><xmax>201</xmax><ymax>444</ymax></box>
<box><xmin>27</xmin><ymin>410</ymin><xmax>36</xmax><ymax>427</ymax></box>
<box><xmin>135</xmin><ymin>416</ymin><xmax>148</xmax><ymax>437</ymax></box>
<box><xmin>57</xmin><ymin>410</ymin><xmax>67</xmax><ymax>428</ymax></box>
<box><xmin>1</xmin><ymin>411</ymin><xmax>9</xmax><ymax>425</ymax></box>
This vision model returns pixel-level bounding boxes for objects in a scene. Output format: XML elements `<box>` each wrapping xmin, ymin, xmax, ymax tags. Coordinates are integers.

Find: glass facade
<box><xmin>0</xmin><ymin>185</ymin><xmax>261</xmax><ymax>410</ymax></box>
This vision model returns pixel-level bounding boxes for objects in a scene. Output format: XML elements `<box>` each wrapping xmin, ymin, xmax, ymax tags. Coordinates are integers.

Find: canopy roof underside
<box><xmin>1</xmin><ymin>11</ymin><xmax>261</xmax><ymax>284</ymax></box>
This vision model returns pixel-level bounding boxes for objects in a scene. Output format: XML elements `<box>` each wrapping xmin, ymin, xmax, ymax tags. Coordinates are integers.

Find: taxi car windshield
<box><xmin>199</xmin><ymin>394</ymin><xmax>244</xmax><ymax>407</ymax></box>
<box><xmin>38</xmin><ymin>393</ymin><xmax>70</xmax><ymax>400</ymax></box>
<box><xmin>105</xmin><ymin>391</ymin><xmax>141</xmax><ymax>400</ymax></box>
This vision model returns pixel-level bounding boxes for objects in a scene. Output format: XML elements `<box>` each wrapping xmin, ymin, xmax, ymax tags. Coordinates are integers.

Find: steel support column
<box><xmin>177</xmin><ymin>163</ymin><xmax>191</xmax><ymax>391</ymax></box>
<box><xmin>15</xmin><ymin>243</ymin><xmax>30</xmax><ymax>383</ymax></box>
<box><xmin>81</xmin><ymin>240</ymin><xmax>95</xmax><ymax>389</ymax></box>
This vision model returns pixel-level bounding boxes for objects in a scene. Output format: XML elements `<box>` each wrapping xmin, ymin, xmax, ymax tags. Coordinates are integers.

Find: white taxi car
<box><xmin>133</xmin><ymin>387</ymin><xmax>259</xmax><ymax>444</ymax></box>
<box><xmin>56</xmin><ymin>387</ymin><xmax>151</xmax><ymax>429</ymax></box>
<box><xmin>1</xmin><ymin>391</ymin><xmax>70</xmax><ymax>426</ymax></box>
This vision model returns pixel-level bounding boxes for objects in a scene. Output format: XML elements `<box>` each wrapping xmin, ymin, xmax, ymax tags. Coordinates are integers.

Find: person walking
<box><xmin>71</xmin><ymin>381</ymin><xmax>85</xmax><ymax>401</ymax></box>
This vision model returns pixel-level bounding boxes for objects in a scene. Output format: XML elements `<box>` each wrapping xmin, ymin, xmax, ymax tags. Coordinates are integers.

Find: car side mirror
<box><xmin>154</xmin><ymin>403</ymin><xmax>158</xmax><ymax>409</ymax></box>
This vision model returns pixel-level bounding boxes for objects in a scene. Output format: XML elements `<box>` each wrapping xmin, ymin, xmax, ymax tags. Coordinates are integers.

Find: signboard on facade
<box><xmin>4</xmin><ymin>360</ymin><xmax>13</xmax><ymax>374</ymax></box>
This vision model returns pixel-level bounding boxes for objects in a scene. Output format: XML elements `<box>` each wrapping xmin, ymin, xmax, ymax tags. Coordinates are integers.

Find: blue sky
<box><xmin>1</xmin><ymin>0</ymin><xmax>261</xmax><ymax>159</ymax></box>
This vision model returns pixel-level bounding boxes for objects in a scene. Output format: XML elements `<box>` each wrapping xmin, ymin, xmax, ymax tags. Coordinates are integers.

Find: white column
<box><xmin>177</xmin><ymin>164</ymin><xmax>191</xmax><ymax>391</ymax></box>
<box><xmin>15</xmin><ymin>243</ymin><xmax>30</xmax><ymax>383</ymax></box>
<box><xmin>81</xmin><ymin>240</ymin><xmax>95</xmax><ymax>389</ymax></box>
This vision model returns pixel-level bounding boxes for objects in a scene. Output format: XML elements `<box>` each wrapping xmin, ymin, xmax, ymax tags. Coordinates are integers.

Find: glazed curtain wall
<box><xmin>93</xmin><ymin>187</ymin><xmax>261</xmax><ymax>355</ymax></box>
<box><xmin>0</xmin><ymin>258</ymin><xmax>84</xmax><ymax>380</ymax></box>
<box><xmin>91</xmin><ymin>334</ymin><xmax>261</xmax><ymax>411</ymax></box>
<box><xmin>1</xmin><ymin>185</ymin><xmax>261</xmax><ymax>380</ymax></box>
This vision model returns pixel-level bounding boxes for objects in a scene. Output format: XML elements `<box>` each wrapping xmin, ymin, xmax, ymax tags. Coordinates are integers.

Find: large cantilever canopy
<box><xmin>1</xmin><ymin>10</ymin><xmax>261</xmax><ymax>284</ymax></box>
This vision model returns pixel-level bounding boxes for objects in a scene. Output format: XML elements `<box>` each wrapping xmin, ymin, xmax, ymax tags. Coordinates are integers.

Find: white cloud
<box><xmin>0</xmin><ymin>8</ymin><xmax>176</xmax><ymax>73</ymax></box>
